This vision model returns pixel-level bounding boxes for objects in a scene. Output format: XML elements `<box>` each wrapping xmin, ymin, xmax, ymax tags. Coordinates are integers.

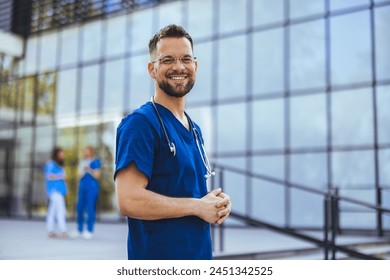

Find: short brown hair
<box><xmin>148</xmin><ymin>24</ymin><xmax>193</xmax><ymax>58</ymax></box>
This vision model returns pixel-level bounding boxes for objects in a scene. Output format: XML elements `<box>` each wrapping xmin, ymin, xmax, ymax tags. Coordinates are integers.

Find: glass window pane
<box><xmin>187</xmin><ymin>41</ymin><xmax>212</xmax><ymax>104</ymax></box>
<box><xmin>290</xmin><ymin>153</ymin><xmax>328</xmax><ymax>188</ymax></box>
<box><xmin>218</xmin><ymin>35</ymin><xmax>246</xmax><ymax>100</ymax></box>
<box><xmin>15</xmin><ymin>127</ymin><xmax>33</xmax><ymax>166</ymax></box>
<box><xmin>253</xmin><ymin>0</ymin><xmax>284</xmax><ymax>27</ymax></box>
<box><xmin>332</xmin><ymin>150</ymin><xmax>375</xmax><ymax>186</ymax></box>
<box><xmin>80</xmin><ymin>64</ymin><xmax>99</xmax><ymax>116</ymax></box>
<box><xmin>252</xmin><ymin>99</ymin><xmax>284</xmax><ymax>150</ymax></box>
<box><xmin>12</xmin><ymin>167</ymin><xmax>30</xmax><ymax>216</ymax></box>
<box><xmin>157</xmin><ymin>1</ymin><xmax>183</xmax><ymax>29</ymax></box>
<box><xmin>186</xmin><ymin>106</ymin><xmax>213</xmax><ymax>153</ymax></box>
<box><xmin>375</xmin><ymin>6</ymin><xmax>390</xmax><ymax>81</ymax></box>
<box><xmin>39</xmin><ymin>31</ymin><xmax>58</xmax><ymax>72</ymax></box>
<box><xmin>130</xmin><ymin>9</ymin><xmax>153</xmax><ymax>53</ymax></box>
<box><xmin>60</xmin><ymin>26</ymin><xmax>79</xmax><ymax>67</ymax></box>
<box><xmin>331</xmin><ymin>0</ymin><xmax>369</xmax><ymax>11</ymax></box>
<box><xmin>331</xmin><ymin>11</ymin><xmax>371</xmax><ymax>85</ymax></box>
<box><xmin>252</xmin><ymin>155</ymin><xmax>285</xmax><ymax>180</ymax></box>
<box><xmin>106</xmin><ymin>15</ymin><xmax>127</xmax><ymax>58</ymax></box>
<box><xmin>188</xmin><ymin>0</ymin><xmax>213</xmax><ymax>40</ymax></box>
<box><xmin>82</xmin><ymin>21</ymin><xmax>102</xmax><ymax>62</ymax></box>
<box><xmin>379</xmin><ymin>149</ymin><xmax>390</xmax><ymax>186</ymax></box>
<box><xmin>332</xmin><ymin>89</ymin><xmax>373</xmax><ymax>146</ymax></box>
<box><xmin>129</xmin><ymin>54</ymin><xmax>152</xmax><ymax>111</ymax></box>
<box><xmin>253</xmin><ymin>29</ymin><xmax>284</xmax><ymax>95</ymax></box>
<box><xmin>377</xmin><ymin>86</ymin><xmax>390</xmax><ymax>145</ymax></box>
<box><xmin>290</xmin><ymin>94</ymin><xmax>327</xmax><ymax>148</ymax></box>
<box><xmin>252</xmin><ymin>179</ymin><xmax>285</xmax><ymax>226</ymax></box>
<box><xmin>291</xmin><ymin>189</ymin><xmax>323</xmax><ymax>227</ymax></box>
<box><xmin>290</xmin><ymin>0</ymin><xmax>324</xmax><ymax>18</ymax></box>
<box><xmin>290</xmin><ymin>20</ymin><xmax>326</xmax><ymax>91</ymax></box>
<box><xmin>218</xmin><ymin>0</ymin><xmax>247</xmax><ymax>34</ymax></box>
<box><xmin>56</xmin><ymin>69</ymin><xmax>77</xmax><ymax>121</ymax></box>
<box><xmin>217</xmin><ymin>102</ymin><xmax>246</xmax><ymax>154</ymax></box>
<box><xmin>25</xmin><ymin>36</ymin><xmax>38</xmax><ymax>76</ymax></box>
<box><xmin>104</xmin><ymin>59</ymin><xmax>125</xmax><ymax>114</ymax></box>
<box><xmin>224</xmin><ymin>171</ymin><xmax>247</xmax><ymax>215</ymax></box>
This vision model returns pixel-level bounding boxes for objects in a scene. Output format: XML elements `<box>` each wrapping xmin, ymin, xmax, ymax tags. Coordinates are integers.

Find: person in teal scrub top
<box><xmin>114</xmin><ymin>24</ymin><xmax>231</xmax><ymax>260</ymax></box>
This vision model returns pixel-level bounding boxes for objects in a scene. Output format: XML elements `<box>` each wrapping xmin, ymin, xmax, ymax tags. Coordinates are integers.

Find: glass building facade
<box><xmin>0</xmin><ymin>0</ymin><xmax>389</xmax><ymax>232</ymax></box>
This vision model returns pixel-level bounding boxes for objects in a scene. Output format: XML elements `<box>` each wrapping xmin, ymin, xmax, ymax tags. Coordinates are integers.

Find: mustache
<box><xmin>166</xmin><ymin>70</ymin><xmax>190</xmax><ymax>76</ymax></box>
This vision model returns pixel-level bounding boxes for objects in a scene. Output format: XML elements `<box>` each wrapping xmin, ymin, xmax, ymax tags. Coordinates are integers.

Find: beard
<box><xmin>157</xmin><ymin>75</ymin><xmax>195</xmax><ymax>98</ymax></box>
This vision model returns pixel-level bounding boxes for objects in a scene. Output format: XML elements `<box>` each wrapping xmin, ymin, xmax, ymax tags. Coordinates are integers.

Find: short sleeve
<box><xmin>114</xmin><ymin>113</ymin><xmax>158</xmax><ymax>181</ymax></box>
<box><xmin>91</xmin><ymin>158</ymin><xmax>101</xmax><ymax>169</ymax></box>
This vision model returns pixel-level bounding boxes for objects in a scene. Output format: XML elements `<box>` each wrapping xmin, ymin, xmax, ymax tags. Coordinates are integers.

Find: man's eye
<box><xmin>181</xmin><ymin>57</ymin><xmax>192</xmax><ymax>63</ymax></box>
<box><xmin>161</xmin><ymin>57</ymin><xmax>175</xmax><ymax>64</ymax></box>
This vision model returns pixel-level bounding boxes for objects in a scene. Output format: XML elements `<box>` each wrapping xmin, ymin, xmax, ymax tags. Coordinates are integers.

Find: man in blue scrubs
<box><xmin>114</xmin><ymin>24</ymin><xmax>231</xmax><ymax>260</ymax></box>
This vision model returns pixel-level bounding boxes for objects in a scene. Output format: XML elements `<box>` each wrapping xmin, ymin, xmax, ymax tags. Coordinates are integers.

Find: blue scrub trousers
<box><xmin>77</xmin><ymin>185</ymin><xmax>98</xmax><ymax>233</ymax></box>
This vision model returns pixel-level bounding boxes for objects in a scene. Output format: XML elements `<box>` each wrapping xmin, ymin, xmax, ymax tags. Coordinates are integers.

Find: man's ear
<box><xmin>148</xmin><ymin>62</ymin><xmax>156</xmax><ymax>79</ymax></box>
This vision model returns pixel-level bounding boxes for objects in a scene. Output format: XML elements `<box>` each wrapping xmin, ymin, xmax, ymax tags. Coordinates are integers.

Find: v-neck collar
<box><xmin>151</xmin><ymin>101</ymin><xmax>194</xmax><ymax>141</ymax></box>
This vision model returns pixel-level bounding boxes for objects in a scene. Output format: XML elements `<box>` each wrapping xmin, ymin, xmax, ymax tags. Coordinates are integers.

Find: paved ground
<box><xmin>0</xmin><ymin>219</ymin><xmax>128</xmax><ymax>260</ymax></box>
<box><xmin>0</xmin><ymin>218</ymin><xmax>387</xmax><ymax>260</ymax></box>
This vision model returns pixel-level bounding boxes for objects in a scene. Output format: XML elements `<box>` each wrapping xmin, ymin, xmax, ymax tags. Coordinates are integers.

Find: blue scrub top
<box><xmin>79</xmin><ymin>158</ymin><xmax>101</xmax><ymax>190</ymax></box>
<box><xmin>114</xmin><ymin>101</ymin><xmax>212</xmax><ymax>260</ymax></box>
<box><xmin>44</xmin><ymin>160</ymin><xmax>67</xmax><ymax>196</ymax></box>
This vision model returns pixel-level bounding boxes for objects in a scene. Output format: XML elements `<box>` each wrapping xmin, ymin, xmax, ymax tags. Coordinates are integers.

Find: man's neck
<box><xmin>153</xmin><ymin>91</ymin><xmax>190</xmax><ymax>130</ymax></box>
<box><xmin>153</xmin><ymin>92</ymin><xmax>186</xmax><ymax>119</ymax></box>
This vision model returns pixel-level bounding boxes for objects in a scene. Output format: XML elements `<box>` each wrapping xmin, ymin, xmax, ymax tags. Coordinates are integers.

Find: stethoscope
<box><xmin>151</xmin><ymin>97</ymin><xmax>215</xmax><ymax>179</ymax></box>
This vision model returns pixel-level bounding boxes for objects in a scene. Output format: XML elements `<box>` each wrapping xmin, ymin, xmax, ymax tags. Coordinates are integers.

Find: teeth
<box><xmin>170</xmin><ymin>76</ymin><xmax>186</xmax><ymax>80</ymax></box>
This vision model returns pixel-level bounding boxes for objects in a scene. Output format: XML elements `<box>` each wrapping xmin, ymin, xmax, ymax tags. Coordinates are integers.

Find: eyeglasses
<box><xmin>151</xmin><ymin>55</ymin><xmax>196</xmax><ymax>65</ymax></box>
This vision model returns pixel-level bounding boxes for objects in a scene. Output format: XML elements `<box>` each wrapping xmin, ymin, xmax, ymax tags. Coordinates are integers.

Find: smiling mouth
<box><xmin>168</xmin><ymin>75</ymin><xmax>188</xmax><ymax>80</ymax></box>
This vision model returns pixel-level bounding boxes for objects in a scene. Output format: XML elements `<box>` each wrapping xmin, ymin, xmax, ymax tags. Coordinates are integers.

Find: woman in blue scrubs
<box><xmin>114</xmin><ymin>24</ymin><xmax>231</xmax><ymax>260</ymax></box>
<box><xmin>76</xmin><ymin>145</ymin><xmax>101</xmax><ymax>239</ymax></box>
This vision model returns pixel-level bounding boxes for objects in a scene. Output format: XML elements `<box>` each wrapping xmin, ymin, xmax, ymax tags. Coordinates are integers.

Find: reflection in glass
<box><xmin>253</xmin><ymin>0</ymin><xmax>284</xmax><ymax>27</ymax></box>
<box><xmin>332</xmin><ymin>150</ymin><xmax>375</xmax><ymax>186</ymax></box>
<box><xmin>375</xmin><ymin>6</ymin><xmax>390</xmax><ymax>81</ymax></box>
<box><xmin>289</xmin><ymin>0</ymin><xmax>324</xmax><ymax>18</ymax></box>
<box><xmin>129</xmin><ymin>54</ymin><xmax>152</xmax><ymax>111</ymax></box>
<box><xmin>252</xmin><ymin>155</ymin><xmax>284</xmax><ymax>181</ymax></box>
<box><xmin>377</xmin><ymin>86</ymin><xmax>390</xmax><ymax>145</ymax></box>
<box><xmin>106</xmin><ymin>16</ymin><xmax>127</xmax><ymax>58</ymax></box>
<box><xmin>82</xmin><ymin>21</ymin><xmax>102</xmax><ymax>62</ymax></box>
<box><xmin>331</xmin><ymin>11</ymin><xmax>371</xmax><ymax>85</ymax></box>
<box><xmin>290</xmin><ymin>20</ymin><xmax>325</xmax><ymax>91</ymax></box>
<box><xmin>25</xmin><ymin>36</ymin><xmax>38</xmax><ymax>75</ymax></box>
<box><xmin>252</xmin><ymin>99</ymin><xmax>284</xmax><ymax>150</ymax></box>
<box><xmin>291</xmin><ymin>189</ymin><xmax>323</xmax><ymax>227</ymax></box>
<box><xmin>60</xmin><ymin>26</ymin><xmax>79</xmax><ymax>67</ymax></box>
<box><xmin>330</xmin><ymin>0</ymin><xmax>368</xmax><ymax>11</ymax></box>
<box><xmin>253</xmin><ymin>29</ymin><xmax>284</xmax><ymax>95</ymax></box>
<box><xmin>252</xmin><ymin>179</ymin><xmax>285</xmax><ymax>226</ymax></box>
<box><xmin>104</xmin><ymin>59</ymin><xmax>125</xmax><ymax>114</ymax></box>
<box><xmin>379</xmin><ymin>149</ymin><xmax>390</xmax><ymax>186</ymax></box>
<box><xmin>130</xmin><ymin>9</ymin><xmax>153</xmax><ymax>53</ymax></box>
<box><xmin>56</xmin><ymin>69</ymin><xmax>77</xmax><ymax>119</ymax></box>
<box><xmin>157</xmin><ymin>1</ymin><xmax>183</xmax><ymax>30</ymax></box>
<box><xmin>187</xmin><ymin>42</ymin><xmax>212</xmax><ymax>104</ymax></box>
<box><xmin>290</xmin><ymin>94</ymin><xmax>327</xmax><ymax>148</ymax></box>
<box><xmin>290</xmin><ymin>153</ymin><xmax>328</xmax><ymax>188</ymax></box>
<box><xmin>332</xmin><ymin>89</ymin><xmax>373</xmax><ymax>146</ymax></box>
<box><xmin>217</xmin><ymin>102</ymin><xmax>246</xmax><ymax>154</ymax></box>
<box><xmin>80</xmin><ymin>64</ymin><xmax>99</xmax><ymax>116</ymax></box>
<box><xmin>218</xmin><ymin>0</ymin><xmax>247</xmax><ymax>34</ymax></box>
<box><xmin>39</xmin><ymin>31</ymin><xmax>58</xmax><ymax>72</ymax></box>
<box><xmin>188</xmin><ymin>0</ymin><xmax>213</xmax><ymax>39</ymax></box>
<box><xmin>218</xmin><ymin>35</ymin><xmax>246</xmax><ymax>99</ymax></box>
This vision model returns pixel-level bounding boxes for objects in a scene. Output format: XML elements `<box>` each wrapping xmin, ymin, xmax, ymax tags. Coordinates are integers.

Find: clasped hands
<box><xmin>200</xmin><ymin>188</ymin><xmax>231</xmax><ymax>225</ymax></box>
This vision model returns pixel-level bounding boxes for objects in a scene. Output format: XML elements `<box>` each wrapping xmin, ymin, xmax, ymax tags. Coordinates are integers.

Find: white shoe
<box><xmin>82</xmin><ymin>231</ymin><xmax>93</xmax><ymax>239</ymax></box>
